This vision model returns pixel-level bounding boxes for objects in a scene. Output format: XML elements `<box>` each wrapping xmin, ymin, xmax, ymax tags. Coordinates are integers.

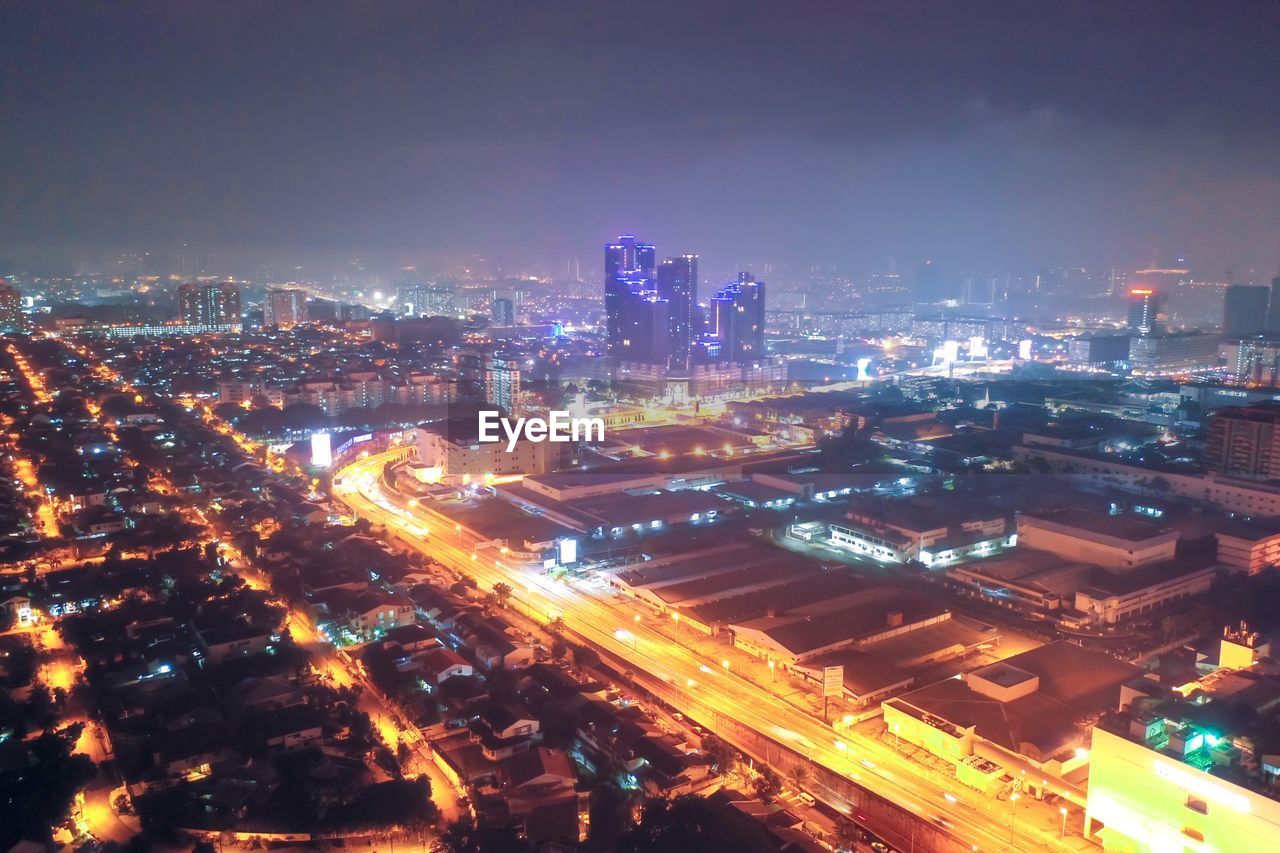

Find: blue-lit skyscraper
<box><xmin>605</xmin><ymin>235</ymin><xmax>655</xmax><ymax>281</ymax></box>
<box><xmin>605</xmin><ymin>235</ymin><xmax>669</xmax><ymax>365</ymax></box>
<box><xmin>711</xmin><ymin>272</ymin><xmax>766</xmax><ymax>361</ymax></box>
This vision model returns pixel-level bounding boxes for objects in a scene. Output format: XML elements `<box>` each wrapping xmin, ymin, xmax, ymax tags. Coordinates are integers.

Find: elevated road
<box><xmin>335</xmin><ymin>451</ymin><xmax>1083</xmax><ymax>852</ymax></box>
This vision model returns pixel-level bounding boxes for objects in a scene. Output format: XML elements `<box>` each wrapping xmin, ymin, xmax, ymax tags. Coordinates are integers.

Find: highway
<box><xmin>335</xmin><ymin>450</ymin><xmax>1084</xmax><ymax>853</ymax></box>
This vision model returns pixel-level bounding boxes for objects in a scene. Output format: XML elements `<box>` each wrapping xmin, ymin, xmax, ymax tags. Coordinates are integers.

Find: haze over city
<box><xmin>3</xmin><ymin>5</ymin><xmax>1280</xmax><ymax>853</ymax></box>
<box><xmin>3</xmin><ymin>2</ymin><xmax>1279</xmax><ymax>280</ymax></box>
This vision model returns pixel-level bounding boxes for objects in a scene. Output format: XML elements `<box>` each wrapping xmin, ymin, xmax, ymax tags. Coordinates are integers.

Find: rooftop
<box><xmin>734</xmin><ymin>587</ymin><xmax>949</xmax><ymax>658</ymax></box>
<box><xmin>1019</xmin><ymin>506</ymin><xmax>1174</xmax><ymax>543</ymax></box>
<box><xmin>887</xmin><ymin>641</ymin><xmax>1141</xmax><ymax>757</ymax></box>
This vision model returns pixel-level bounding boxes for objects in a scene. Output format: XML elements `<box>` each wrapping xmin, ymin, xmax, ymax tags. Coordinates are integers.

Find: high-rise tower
<box><xmin>1224</xmin><ymin>285</ymin><xmax>1270</xmax><ymax>338</ymax></box>
<box><xmin>1126</xmin><ymin>288</ymin><xmax>1161</xmax><ymax>336</ymax></box>
<box><xmin>711</xmin><ymin>273</ymin><xmax>766</xmax><ymax>361</ymax></box>
<box><xmin>656</xmin><ymin>254</ymin><xmax>698</xmax><ymax>368</ymax></box>
<box><xmin>178</xmin><ymin>282</ymin><xmax>241</xmax><ymax>327</ymax></box>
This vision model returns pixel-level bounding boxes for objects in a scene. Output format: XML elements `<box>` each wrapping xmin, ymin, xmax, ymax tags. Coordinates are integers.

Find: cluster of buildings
<box><xmin>604</xmin><ymin>235</ymin><xmax>783</xmax><ymax>397</ymax></box>
<box><xmin>217</xmin><ymin>370</ymin><xmax>456</xmax><ymax>418</ymax></box>
<box><xmin>1065</xmin><ymin>288</ymin><xmax>1220</xmax><ymax>374</ymax></box>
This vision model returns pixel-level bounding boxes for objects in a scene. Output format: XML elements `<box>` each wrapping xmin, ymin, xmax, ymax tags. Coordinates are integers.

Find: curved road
<box><xmin>335</xmin><ymin>451</ymin><xmax>1078</xmax><ymax>853</ymax></box>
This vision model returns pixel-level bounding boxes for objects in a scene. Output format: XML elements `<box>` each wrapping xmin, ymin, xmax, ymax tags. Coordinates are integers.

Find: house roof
<box><xmin>503</xmin><ymin>746</ymin><xmax>575</xmax><ymax>788</ymax></box>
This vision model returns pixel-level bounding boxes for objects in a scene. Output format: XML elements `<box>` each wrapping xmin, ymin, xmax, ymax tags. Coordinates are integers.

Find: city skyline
<box><xmin>5</xmin><ymin>5</ymin><xmax>1280</xmax><ymax>853</ymax></box>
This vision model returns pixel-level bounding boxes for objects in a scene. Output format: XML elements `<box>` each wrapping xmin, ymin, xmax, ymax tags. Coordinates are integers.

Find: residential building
<box><xmin>655</xmin><ymin>254</ymin><xmax>698</xmax><ymax>367</ymax></box>
<box><xmin>1224</xmin><ymin>337</ymin><xmax>1280</xmax><ymax>386</ymax></box>
<box><xmin>1205</xmin><ymin>403</ymin><xmax>1280</xmax><ymax>480</ymax></box>
<box><xmin>0</xmin><ymin>282</ymin><xmax>21</xmax><ymax>332</ymax></box>
<box><xmin>178</xmin><ymin>281</ymin><xmax>241</xmax><ymax>326</ymax></box>
<box><xmin>263</xmin><ymin>288</ymin><xmax>307</xmax><ymax>328</ymax></box>
<box><xmin>485</xmin><ymin>354</ymin><xmax>521</xmax><ymax>414</ymax></box>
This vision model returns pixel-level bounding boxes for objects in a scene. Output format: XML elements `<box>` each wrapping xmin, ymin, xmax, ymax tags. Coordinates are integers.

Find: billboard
<box><xmin>822</xmin><ymin>664</ymin><xmax>844</xmax><ymax>698</ymax></box>
<box><xmin>310</xmin><ymin>431</ymin><xmax>332</xmax><ymax>468</ymax></box>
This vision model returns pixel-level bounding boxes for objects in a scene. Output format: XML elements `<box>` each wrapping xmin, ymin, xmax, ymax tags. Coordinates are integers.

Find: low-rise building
<box><xmin>829</xmin><ymin>494</ymin><xmax>1015</xmax><ymax>567</ymax></box>
<box><xmin>415</xmin><ymin>417</ymin><xmax>563</xmax><ymax>483</ymax></box>
<box><xmin>729</xmin><ymin>587</ymin><xmax>952</xmax><ymax>666</ymax></box>
<box><xmin>1013</xmin><ymin>444</ymin><xmax>1280</xmax><ymax>517</ymax></box>
<box><xmin>1016</xmin><ymin>507</ymin><xmax>1179</xmax><ymax>569</ymax></box>
<box><xmin>1072</xmin><ymin>558</ymin><xmax>1218</xmax><ymax>626</ymax></box>
<box><xmin>882</xmin><ymin>642</ymin><xmax>1141</xmax><ymax>797</ymax></box>
<box><xmin>1212</xmin><ymin>518</ymin><xmax>1280</xmax><ymax>575</ymax></box>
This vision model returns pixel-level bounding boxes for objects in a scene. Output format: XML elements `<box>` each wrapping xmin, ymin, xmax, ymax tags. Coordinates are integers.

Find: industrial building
<box><xmin>883</xmin><ymin>641</ymin><xmax>1141</xmax><ymax>798</ymax></box>
<box><xmin>1085</xmin><ymin>627</ymin><xmax>1280</xmax><ymax>851</ymax></box>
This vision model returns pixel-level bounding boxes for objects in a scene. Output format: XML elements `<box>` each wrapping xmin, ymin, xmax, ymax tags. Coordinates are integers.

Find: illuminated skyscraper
<box><xmin>1126</xmin><ymin>288</ymin><xmax>1161</xmax><ymax>336</ymax></box>
<box><xmin>0</xmin><ymin>282</ymin><xmax>21</xmax><ymax>333</ymax></box>
<box><xmin>605</xmin><ymin>235</ymin><xmax>663</xmax><ymax>363</ymax></box>
<box><xmin>399</xmin><ymin>283</ymin><xmax>455</xmax><ymax>317</ymax></box>
<box><xmin>485</xmin><ymin>353</ymin><xmax>521</xmax><ymax>414</ymax></box>
<box><xmin>491</xmin><ymin>297</ymin><xmax>515</xmax><ymax>325</ymax></box>
<box><xmin>711</xmin><ymin>273</ymin><xmax>766</xmax><ymax>361</ymax></box>
<box><xmin>656</xmin><ymin>254</ymin><xmax>698</xmax><ymax>368</ymax></box>
<box><xmin>604</xmin><ymin>235</ymin><xmax>655</xmax><ymax>281</ymax></box>
<box><xmin>178</xmin><ymin>281</ymin><xmax>241</xmax><ymax>327</ymax></box>
<box><xmin>263</xmin><ymin>288</ymin><xmax>307</xmax><ymax>328</ymax></box>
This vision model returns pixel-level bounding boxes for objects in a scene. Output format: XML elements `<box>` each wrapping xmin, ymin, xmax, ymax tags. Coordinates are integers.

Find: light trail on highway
<box><xmin>335</xmin><ymin>450</ymin><xmax>1076</xmax><ymax>853</ymax></box>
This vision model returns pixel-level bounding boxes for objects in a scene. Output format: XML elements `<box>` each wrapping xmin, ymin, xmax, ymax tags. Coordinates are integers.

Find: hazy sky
<box><xmin>3</xmin><ymin>1</ymin><xmax>1278</xmax><ymax>278</ymax></box>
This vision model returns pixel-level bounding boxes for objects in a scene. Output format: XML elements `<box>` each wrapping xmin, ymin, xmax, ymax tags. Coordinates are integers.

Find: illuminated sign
<box><xmin>1154</xmin><ymin>761</ymin><xmax>1251</xmax><ymax>812</ymax></box>
<box><xmin>558</xmin><ymin>537</ymin><xmax>579</xmax><ymax>565</ymax></box>
<box><xmin>333</xmin><ymin>432</ymin><xmax>374</xmax><ymax>458</ymax></box>
<box><xmin>822</xmin><ymin>665</ymin><xmax>844</xmax><ymax>697</ymax></box>
<box><xmin>1019</xmin><ymin>339</ymin><xmax>1033</xmax><ymax>359</ymax></box>
<box><xmin>310</xmin><ymin>432</ymin><xmax>332</xmax><ymax>468</ymax></box>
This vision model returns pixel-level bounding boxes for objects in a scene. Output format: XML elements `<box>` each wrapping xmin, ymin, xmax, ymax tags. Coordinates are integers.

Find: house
<box><xmin>519</xmin><ymin>663</ymin><xmax>608</xmax><ymax>704</ymax></box>
<box><xmin>634</xmin><ymin>735</ymin><xmax>711</xmax><ymax>796</ymax></box>
<box><xmin>498</xmin><ymin>747</ymin><xmax>587</xmax><ymax>845</ymax></box>
<box><xmin>192</xmin><ymin>621</ymin><xmax>273</xmax><ymax>664</ymax></box>
<box><xmin>383</xmin><ymin>622</ymin><xmax>440</xmax><ymax>654</ymax></box>
<box><xmin>260</xmin><ymin>705</ymin><xmax>324</xmax><ymax>753</ymax></box>
<box><xmin>469</xmin><ymin>703</ymin><xmax>542</xmax><ymax>760</ymax></box>
<box><xmin>153</xmin><ymin>725</ymin><xmax>234</xmax><ymax>779</ymax></box>
<box><xmin>436</xmin><ymin>675</ymin><xmax>490</xmax><ymax>722</ymax></box>
<box><xmin>71</xmin><ymin>505</ymin><xmax>128</xmax><ymax>538</ymax></box>
<box><xmin>500</xmin><ymin>746</ymin><xmax>577</xmax><ymax>799</ymax></box>
<box><xmin>337</xmin><ymin>591</ymin><xmax>416</xmax><ymax>641</ymax></box>
<box><xmin>468</xmin><ymin>620</ymin><xmax>536</xmax><ymax>670</ymax></box>
<box><xmin>419</xmin><ymin>648</ymin><xmax>473</xmax><ymax>685</ymax></box>
<box><xmin>228</xmin><ymin>675</ymin><xmax>305</xmax><ymax>714</ymax></box>
<box><xmin>0</xmin><ymin>593</ymin><xmax>32</xmax><ymax>626</ymax></box>
<box><xmin>574</xmin><ymin>699</ymin><xmax>648</xmax><ymax>769</ymax></box>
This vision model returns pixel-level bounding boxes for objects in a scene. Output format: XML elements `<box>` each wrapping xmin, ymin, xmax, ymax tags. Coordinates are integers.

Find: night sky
<box><xmin>3</xmin><ymin>1</ymin><xmax>1278</xmax><ymax>277</ymax></box>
